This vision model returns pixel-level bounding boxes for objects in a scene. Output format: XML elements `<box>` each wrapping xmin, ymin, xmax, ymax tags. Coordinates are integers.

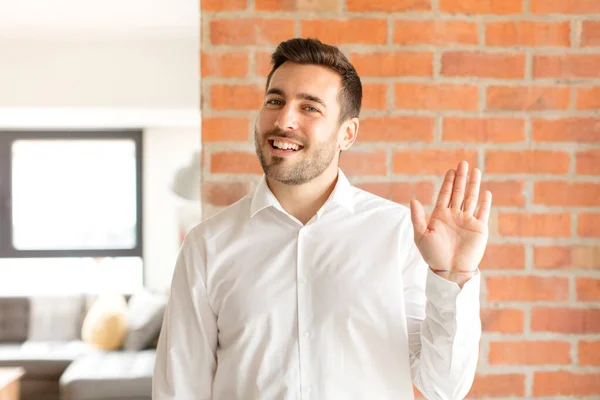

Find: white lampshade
<box><xmin>170</xmin><ymin>151</ymin><xmax>201</xmax><ymax>201</ymax></box>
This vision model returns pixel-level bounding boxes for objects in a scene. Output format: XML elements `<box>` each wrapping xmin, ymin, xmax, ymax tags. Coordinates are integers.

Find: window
<box><xmin>0</xmin><ymin>130</ymin><xmax>144</xmax><ymax>294</ymax></box>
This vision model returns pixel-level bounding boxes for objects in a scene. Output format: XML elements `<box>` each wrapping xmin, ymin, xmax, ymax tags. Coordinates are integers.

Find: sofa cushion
<box><xmin>0</xmin><ymin>341</ymin><xmax>95</xmax><ymax>379</ymax></box>
<box><xmin>124</xmin><ymin>290</ymin><xmax>167</xmax><ymax>351</ymax></box>
<box><xmin>59</xmin><ymin>350</ymin><xmax>155</xmax><ymax>400</ymax></box>
<box><xmin>0</xmin><ymin>297</ymin><xmax>30</xmax><ymax>342</ymax></box>
<box><xmin>28</xmin><ymin>295</ymin><xmax>87</xmax><ymax>341</ymax></box>
<box><xmin>81</xmin><ymin>294</ymin><xmax>128</xmax><ymax>350</ymax></box>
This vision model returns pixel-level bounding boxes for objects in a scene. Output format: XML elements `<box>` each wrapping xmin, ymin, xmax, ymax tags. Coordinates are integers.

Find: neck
<box><xmin>267</xmin><ymin>164</ymin><xmax>339</xmax><ymax>225</ymax></box>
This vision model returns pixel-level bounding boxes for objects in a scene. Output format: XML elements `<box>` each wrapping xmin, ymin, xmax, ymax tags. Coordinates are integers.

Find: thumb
<box><xmin>410</xmin><ymin>199</ymin><xmax>427</xmax><ymax>240</ymax></box>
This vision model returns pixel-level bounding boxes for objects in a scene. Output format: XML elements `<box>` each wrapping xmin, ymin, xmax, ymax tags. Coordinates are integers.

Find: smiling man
<box><xmin>153</xmin><ymin>38</ymin><xmax>492</xmax><ymax>400</ymax></box>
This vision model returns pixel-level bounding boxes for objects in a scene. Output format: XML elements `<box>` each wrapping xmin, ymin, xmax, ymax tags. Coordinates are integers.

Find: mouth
<box><xmin>268</xmin><ymin>139</ymin><xmax>304</xmax><ymax>154</ymax></box>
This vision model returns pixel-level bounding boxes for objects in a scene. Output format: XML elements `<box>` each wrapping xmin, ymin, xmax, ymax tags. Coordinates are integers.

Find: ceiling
<box><xmin>0</xmin><ymin>0</ymin><xmax>199</xmax><ymax>38</ymax></box>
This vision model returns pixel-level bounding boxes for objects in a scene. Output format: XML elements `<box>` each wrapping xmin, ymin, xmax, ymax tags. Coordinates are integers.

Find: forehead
<box><xmin>267</xmin><ymin>62</ymin><xmax>342</xmax><ymax>103</ymax></box>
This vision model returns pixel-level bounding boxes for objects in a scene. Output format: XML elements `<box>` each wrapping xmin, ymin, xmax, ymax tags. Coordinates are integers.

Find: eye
<box><xmin>304</xmin><ymin>106</ymin><xmax>319</xmax><ymax>112</ymax></box>
<box><xmin>266</xmin><ymin>99</ymin><xmax>283</xmax><ymax>106</ymax></box>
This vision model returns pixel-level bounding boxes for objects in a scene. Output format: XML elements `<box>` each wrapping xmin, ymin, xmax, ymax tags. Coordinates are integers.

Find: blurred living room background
<box><xmin>0</xmin><ymin>0</ymin><xmax>199</xmax><ymax>399</ymax></box>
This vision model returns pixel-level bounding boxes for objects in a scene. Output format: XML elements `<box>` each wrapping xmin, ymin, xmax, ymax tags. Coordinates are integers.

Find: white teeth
<box><xmin>273</xmin><ymin>140</ymin><xmax>300</xmax><ymax>151</ymax></box>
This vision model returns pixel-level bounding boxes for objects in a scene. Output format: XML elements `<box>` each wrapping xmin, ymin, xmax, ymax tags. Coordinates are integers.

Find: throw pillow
<box><xmin>81</xmin><ymin>294</ymin><xmax>128</xmax><ymax>350</ymax></box>
<box><xmin>123</xmin><ymin>289</ymin><xmax>167</xmax><ymax>351</ymax></box>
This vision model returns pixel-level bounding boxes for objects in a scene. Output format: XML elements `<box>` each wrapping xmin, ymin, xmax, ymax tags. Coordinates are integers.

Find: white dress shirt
<box><xmin>153</xmin><ymin>169</ymin><xmax>482</xmax><ymax>400</ymax></box>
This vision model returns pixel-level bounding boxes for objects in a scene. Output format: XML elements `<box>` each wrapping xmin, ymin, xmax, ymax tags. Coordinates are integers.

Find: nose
<box><xmin>274</xmin><ymin>104</ymin><xmax>298</xmax><ymax>131</ymax></box>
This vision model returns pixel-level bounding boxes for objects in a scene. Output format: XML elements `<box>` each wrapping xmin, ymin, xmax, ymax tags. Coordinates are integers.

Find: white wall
<box><xmin>0</xmin><ymin>33</ymin><xmax>200</xmax><ymax>293</ymax></box>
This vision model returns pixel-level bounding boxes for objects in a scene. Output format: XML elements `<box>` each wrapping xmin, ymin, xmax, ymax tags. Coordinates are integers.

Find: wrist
<box><xmin>430</xmin><ymin>267</ymin><xmax>477</xmax><ymax>287</ymax></box>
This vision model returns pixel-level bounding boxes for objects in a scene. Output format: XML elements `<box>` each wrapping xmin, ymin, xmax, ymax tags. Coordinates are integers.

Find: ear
<box><xmin>339</xmin><ymin>117</ymin><xmax>359</xmax><ymax>151</ymax></box>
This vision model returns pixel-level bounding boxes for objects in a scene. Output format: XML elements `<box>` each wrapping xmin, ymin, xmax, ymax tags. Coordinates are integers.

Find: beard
<box><xmin>254</xmin><ymin>126</ymin><xmax>338</xmax><ymax>186</ymax></box>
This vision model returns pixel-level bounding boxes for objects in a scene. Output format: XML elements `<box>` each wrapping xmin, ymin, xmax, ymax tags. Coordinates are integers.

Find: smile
<box><xmin>268</xmin><ymin>139</ymin><xmax>304</xmax><ymax>152</ymax></box>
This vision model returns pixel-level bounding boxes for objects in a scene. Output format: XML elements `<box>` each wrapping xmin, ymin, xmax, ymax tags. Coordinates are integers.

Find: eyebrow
<box><xmin>266</xmin><ymin>88</ymin><xmax>328</xmax><ymax>109</ymax></box>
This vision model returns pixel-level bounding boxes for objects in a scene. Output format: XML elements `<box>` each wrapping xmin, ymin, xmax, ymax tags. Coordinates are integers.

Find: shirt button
<box><xmin>306</xmin><ymin>387</ymin><xmax>312</xmax><ymax>394</ymax></box>
<box><xmin>300</xmin><ymin>277</ymin><xmax>308</xmax><ymax>284</ymax></box>
<box><xmin>304</xmin><ymin>331</ymin><xmax>311</xmax><ymax>338</ymax></box>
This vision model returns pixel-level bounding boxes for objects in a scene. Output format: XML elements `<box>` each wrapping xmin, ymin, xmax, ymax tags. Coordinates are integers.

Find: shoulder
<box><xmin>185</xmin><ymin>194</ymin><xmax>253</xmax><ymax>250</ymax></box>
<box><xmin>350</xmin><ymin>185</ymin><xmax>411</xmax><ymax>219</ymax></box>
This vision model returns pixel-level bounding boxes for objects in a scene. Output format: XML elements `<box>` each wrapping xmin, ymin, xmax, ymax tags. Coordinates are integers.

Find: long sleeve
<box><xmin>152</xmin><ymin>230</ymin><xmax>218</xmax><ymax>400</ymax></box>
<box><xmin>402</xmin><ymin>234</ymin><xmax>482</xmax><ymax>400</ymax></box>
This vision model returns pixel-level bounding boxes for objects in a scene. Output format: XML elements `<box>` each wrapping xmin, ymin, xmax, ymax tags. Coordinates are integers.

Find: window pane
<box><xmin>0</xmin><ymin>257</ymin><xmax>143</xmax><ymax>295</ymax></box>
<box><xmin>11</xmin><ymin>139</ymin><xmax>138</xmax><ymax>250</ymax></box>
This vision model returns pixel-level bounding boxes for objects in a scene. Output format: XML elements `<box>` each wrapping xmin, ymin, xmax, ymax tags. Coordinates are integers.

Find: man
<box><xmin>153</xmin><ymin>38</ymin><xmax>491</xmax><ymax>400</ymax></box>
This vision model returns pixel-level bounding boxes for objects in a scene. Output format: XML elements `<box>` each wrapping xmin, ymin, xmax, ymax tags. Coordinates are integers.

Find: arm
<box><xmin>406</xmin><ymin>160</ymin><xmax>492</xmax><ymax>399</ymax></box>
<box><xmin>153</xmin><ymin>229</ymin><xmax>218</xmax><ymax>400</ymax></box>
<box><xmin>403</xmin><ymin>238</ymin><xmax>481</xmax><ymax>400</ymax></box>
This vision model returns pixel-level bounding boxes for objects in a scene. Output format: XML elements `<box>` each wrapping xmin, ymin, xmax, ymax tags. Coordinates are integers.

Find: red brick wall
<box><xmin>200</xmin><ymin>0</ymin><xmax>600</xmax><ymax>397</ymax></box>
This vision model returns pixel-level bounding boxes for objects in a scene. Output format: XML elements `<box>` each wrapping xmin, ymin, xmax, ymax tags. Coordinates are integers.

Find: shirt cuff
<box><xmin>425</xmin><ymin>267</ymin><xmax>481</xmax><ymax>312</ymax></box>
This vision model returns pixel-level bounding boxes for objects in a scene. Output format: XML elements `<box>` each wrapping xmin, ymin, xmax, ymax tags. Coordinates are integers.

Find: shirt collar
<box><xmin>249</xmin><ymin>168</ymin><xmax>355</xmax><ymax>218</ymax></box>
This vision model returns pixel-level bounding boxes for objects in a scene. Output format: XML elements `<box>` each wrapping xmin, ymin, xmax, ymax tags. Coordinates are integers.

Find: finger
<box><xmin>462</xmin><ymin>168</ymin><xmax>481</xmax><ymax>216</ymax></box>
<box><xmin>450</xmin><ymin>161</ymin><xmax>469</xmax><ymax>209</ymax></box>
<box><xmin>435</xmin><ymin>169</ymin><xmax>456</xmax><ymax>209</ymax></box>
<box><xmin>410</xmin><ymin>199</ymin><xmax>428</xmax><ymax>239</ymax></box>
<box><xmin>475</xmin><ymin>190</ymin><xmax>493</xmax><ymax>224</ymax></box>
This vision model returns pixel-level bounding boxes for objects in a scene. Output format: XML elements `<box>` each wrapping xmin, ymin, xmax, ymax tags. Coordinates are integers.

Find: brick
<box><xmin>577</xmin><ymin>278</ymin><xmax>600</xmax><ymax>301</ymax></box>
<box><xmin>393</xmin><ymin>20</ymin><xmax>478</xmax><ymax>46</ymax></box>
<box><xmin>301</xmin><ymin>19</ymin><xmax>387</xmax><ymax>45</ymax></box>
<box><xmin>481</xmin><ymin>308</ymin><xmax>525</xmax><ymax>333</ymax></box>
<box><xmin>201</xmin><ymin>52</ymin><xmax>249</xmax><ymax>78</ymax></box>
<box><xmin>499</xmin><ymin>213</ymin><xmax>571</xmax><ymax>237</ymax></box>
<box><xmin>346</xmin><ymin>0</ymin><xmax>431</xmax><ymax>12</ymax></box>
<box><xmin>480</xmin><ymin>181</ymin><xmax>526</xmax><ymax>207</ymax></box>
<box><xmin>486</xmin><ymin>150</ymin><xmax>570</xmax><ymax>174</ymax></box>
<box><xmin>202</xmin><ymin>117</ymin><xmax>250</xmax><ymax>142</ymax></box>
<box><xmin>440</xmin><ymin>0</ymin><xmax>523</xmax><ymax>14</ymax></box>
<box><xmin>202</xmin><ymin>0</ymin><xmax>246</xmax><ymax>11</ymax></box>
<box><xmin>533</xmin><ymin>54</ymin><xmax>600</xmax><ymax>79</ymax></box>
<box><xmin>489</xmin><ymin>341</ymin><xmax>571</xmax><ymax>365</ymax></box>
<box><xmin>441</xmin><ymin>52</ymin><xmax>525</xmax><ymax>79</ymax></box>
<box><xmin>533</xmin><ymin>372</ymin><xmax>600</xmax><ymax>397</ymax></box>
<box><xmin>487</xmin><ymin>86</ymin><xmax>570</xmax><ymax>111</ymax></box>
<box><xmin>534</xmin><ymin>181</ymin><xmax>600</xmax><ymax>207</ymax></box>
<box><xmin>576</xmin><ymin>87</ymin><xmax>600</xmax><ymax>110</ymax></box>
<box><xmin>582</xmin><ymin>21</ymin><xmax>600</xmax><ymax>46</ymax></box>
<box><xmin>481</xmin><ymin>244</ymin><xmax>525</xmax><ymax>269</ymax></box>
<box><xmin>392</xmin><ymin>149</ymin><xmax>478</xmax><ymax>175</ymax></box>
<box><xmin>532</xmin><ymin>308</ymin><xmax>600</xmax><ymax>333</ymax></box>
<box><xmin>533</xmin><ymin>118</ymin><xmax>600</xmax><ymax>143</ymax></box>
<box><xmin>350</xmin><ymin>52</ymin><xmax>433</xmax><ymax>77</ymax></box>
<box><xmin>467</xmin><ymin>374</ymin><xmax>526</xmax><ymax>398</ymax></box>
<box><xmin>577</xmin><ymin>150</ymin><xmax>600</xmax><ymax>175</ymax></box>
<box><xmin>579</xmin><ymin>213</ymin><xmax>600</xmax><ymax>237</ymax></box>
<box><xmin>486</xmin><ymin>21</ymin><xmax>570</xmax><ymax>46</ymax></box>
<box><xmin>355</xmin><ymin>181</ymin><xmax>435</xmax><ymax>205</ymax></box>
<box><xmin>394</xmin><ymin>83</ymin><xmax>479</xmax><ymax>111</ymax></box>
<box><xmin>256</xmin><ymin>0</ymin><xmax>339</xmax><ymax>11</ymax></box>
<box><xmin>531</xmin><ymin>0</ymin><xmax>600</xmax><ymax>14</ymax></box>
<box><xmin>211</xmin><ymin>84</ymin><xmax>263</xmax><ymax>111</ymax></box>
<box><xmin>202</xmin><ymin>181</ymin><xmax>250</xmax><ymax>206</ymax></box>
<box><xmin>339</xmin><ymin>150</ymin><xmax>387</xmax><ymax>176</ymax></box>
<box><xmin>579</xmin><ymin>341</ymin><xmax>600</xmax><ymax>366</ymax></box>
<box><xmin>210</xmin><ymin>151</ymin><xmax>262</xmax><ymax>174</ymax></box>
<box><xmin>485</xmin><ymin>21</ymin><xmax>571</xmax><ymax>47</ymax></box>
<box><xmin>534</xmin><ymin>246</ymin><xmax>600</xmax><ymax>270</ymax></box>
<box><xmin>359</xmin><ymin>117</ymin><xmax>434</xmax><ymax>142</ymax></box>
<box><xmin>254</xmin><ymin>51</ymin><xmax>272</xmax><ymax>77</ymax></box>
<box><xmin>361</xmin><ymin>84</ymin><xmax>388</xmax><ymax>110</ymax></box>
<box><xmin>486</xmin><ymin>276</ymin><xmax>569</xmax><ymax>301</ymax></box>
<box><xmin>442</xmin><ymin>117</ymin><xmax>525</xmax><ymax>143</ymax></box>
<box><xmin>210</xmin><ymin>19</ymin><xmax>295</xmax><ymax>45</ymax></box>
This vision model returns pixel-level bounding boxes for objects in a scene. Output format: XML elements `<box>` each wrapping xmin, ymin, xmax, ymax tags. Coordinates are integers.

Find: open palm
<box><xmin>410</xmin><ymin>161</ymin><xmax>492</xmax><ymax>273</ymax></box>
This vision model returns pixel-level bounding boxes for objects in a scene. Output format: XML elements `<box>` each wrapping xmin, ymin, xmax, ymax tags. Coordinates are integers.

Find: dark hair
<box><xmin>265</xmin><ymin>38</ymin><xmax>362</xmax><ymax>123</ymax></box>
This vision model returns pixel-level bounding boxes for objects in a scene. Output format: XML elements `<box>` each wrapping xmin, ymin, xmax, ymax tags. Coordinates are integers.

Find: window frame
<box><xmin>0</xmin><ymin>129</ymin><xmax>143</xmax><ymax>259</ymax></box>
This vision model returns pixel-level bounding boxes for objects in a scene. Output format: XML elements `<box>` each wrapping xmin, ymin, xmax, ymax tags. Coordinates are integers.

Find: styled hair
<box><xmin>265</xmin><ymin>38</ymin><xmax>362</xmax><ymax>123</ymax></box>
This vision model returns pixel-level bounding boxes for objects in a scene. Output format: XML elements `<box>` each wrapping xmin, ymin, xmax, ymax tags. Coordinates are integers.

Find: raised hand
<box><xmin>409</xmin><ymin>161</ymin><xmax>492</xmax><ymax>275</ymax></box>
